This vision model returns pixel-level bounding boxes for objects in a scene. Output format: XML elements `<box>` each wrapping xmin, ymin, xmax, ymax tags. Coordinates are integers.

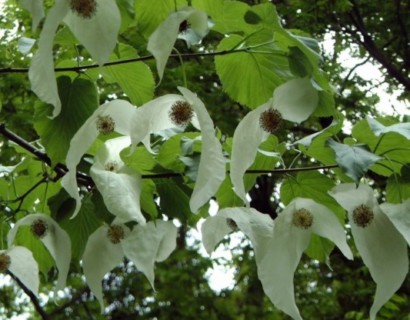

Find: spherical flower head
<box><xmin>96</xmin><ymin>115</ymin><xmax>115</xmax><ymax>135</ymax></box>
<box><xmin>30</xmin><ymin>219</ymin><xmax>48</xmax><ymax>238</ymax></box>
<box><xmin>70</xmin><ymin>0</ymin><xmax>98</xmax><ymax>19</ymax></box>
<box><xmin>352</xmin><ymin>204</ymin><xmax>374</xmax><ymax>228</ymax></box>
<box><xmin>0</xmin><ymin>254</ymin><xmax>11</xmax><ymax>273</ymax></box>
<box><xmin>107</xmin><ymin>225</ymin><xmax>125</xmax><ymax>244</ymax></box>
<box><xmin>169</xmin><ymin>100</ymin><xmax>194</xmax><ymax>126</ymax></box>
<box><xmin>259</xmin><ymin>108</ymin><xmax>283</xmax><ymax>134</ymax></box>
<box><xmin>226</xmin><ymin>218</ymin><xmax>239</xmax><ymax>231</ymax></box>
<box><xmin>104</xmin><ymin>161</ymin><xmax>119</xmax><ymax>172</ymax></box>
<box><xmin>179</xmin><ymin>20</ymin><xmax>190</xmax><ymax>33</ymax></box>
<box><xmin>292</xmin><ymin>208</ymin><xmax>313</xmax><ymax>229</ymax></box>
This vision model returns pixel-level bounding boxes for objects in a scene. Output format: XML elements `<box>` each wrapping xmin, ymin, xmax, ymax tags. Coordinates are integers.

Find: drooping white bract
<box><xmin>90</xmin><ymin>136</ymin><xmax>145</xmax><ymax>225</ymax></box>
<box><xmin>201</xmin><ymin>207</ymin><xmax>274</xmax><ymax>258</ymax></box>
<box><xmin>147</xmin><ymin>7</ymin><xmax>209</xmax><ymax>80</ymax></box>
<box><xmin>202</xmin><ymin>199</ymin><xmax>352</xmax><ymax>320</ymax></box>
<box><xmin>380</xmin><ymin>199</ymin><xmax>410</xmax><ymax>246</ymax></box>
<box><xmin>21</xmin><ymin>0</ymin><xmax>45</xmax><ymax>30</ymax></box>
<box><xmin>131</xmin><ymin>87</ymin><xmax>225</xmax><ymax>213</ymax></box>
<box><xmin>230</xmin><ymin>78</ymin><xmax>319</xmax><ymax>203</ymax></box>
<box><xmin>329</xmin><ymin>183</ymin><xmax>409</xmax><ymax>320</ymax></box>
<box><xmin>82</xmin><ymin>220</ymin><xmax>177</xmax><ymax>312</ymax></box>
<box><xmin>259</xmin><ymin>198</ymin><xmax>352</xmax><ymax>320</ymax></box>
<box><xmin>62</xmin><ymin>99</ymin><xmax>136</xmax><ymax>218</ymax></box>
<box><xmin>28</xmin><ymin>0</ymin><xmax>121</xmax><ymax>118</ymax></box>
<box><xmin>7</xmin><ymin>213</ymin><xmax>71</xmax><ymax>292</ymax></box>
<box><xmin>0</xmin><ymin>246</ymin><xmax>40</xmax><ymax>295</ymax></box>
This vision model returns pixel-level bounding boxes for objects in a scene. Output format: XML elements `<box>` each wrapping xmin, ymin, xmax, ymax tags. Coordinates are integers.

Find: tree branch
<box><xmin>7</xmin><ymin>271</ymin><xmax>50</xmax><ymax>320</ymax></box>
<box><xmin>0</xmin><ymin>123</ymin><xmax>339</xmax><ymax>186</ymax></box>
<box><xmin>0</xmin><ymin>49</ymin><xmax>256</xmax><ymax>74</ymax></box>
<box><xmin>347</xmin><ymin>0</ymin><xmax>410</xmax><ymax>91</ymax></box>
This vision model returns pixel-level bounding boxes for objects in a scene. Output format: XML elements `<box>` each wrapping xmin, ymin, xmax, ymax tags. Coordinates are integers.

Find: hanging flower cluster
<box><xmin>10</xmin><ymin>3</ymin><xmax>410</xmax><ymax>320</ymax></box>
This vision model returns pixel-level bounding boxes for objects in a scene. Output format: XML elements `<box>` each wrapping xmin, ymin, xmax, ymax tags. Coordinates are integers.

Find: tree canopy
<box><xmin>0</xmin><ymin>0</ymin><xmax>409</xmax><ymax>319</ymax></box>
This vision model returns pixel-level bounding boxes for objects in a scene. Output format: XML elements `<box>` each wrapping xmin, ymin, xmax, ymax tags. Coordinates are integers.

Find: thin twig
<box><xmin>7</xmin><ymin>271</ymin><xmax>50</xmax><ymax>320</ymax></box>
<box><xmin>0</xmin><ymin>49</ymin><xmax>252</xmax><ymax>74</ymax></box>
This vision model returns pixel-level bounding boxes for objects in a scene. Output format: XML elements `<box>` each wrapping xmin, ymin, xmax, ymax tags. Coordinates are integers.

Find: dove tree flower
<box><xmin>380</xmin><ymin>199</ymin><xmax>410</xmax><ymax>246</ymax></box>
<box><xmin>82</xmin><ymin>220</ymin><xmax>177</xmax><ymax>311</ymax></box>
<box><xmin>329</xmin><ymin>183</ymin><xmax>409</xmax><ymax>320</ymax></box>
<box><xmin>202</xmin><ymin>198</ymin><xmax>352</xmax><ymax>320</ymax></box>
<box><xmin>230</xmin><ymin>78</ymin><xmax>319</xmax><ymax>203</ymax></box>
<box><xmin>61</xmin><ymin>99</ymin><xmax>136</xmax><ymax>218</ymax></box>
<box><xmin>28</xmin><ymin>0</ymin><xmax>121</xmax><ymax>118</ymax></box>
<box><xmin>0</xmin><ymin>246</ymin><xmax>39</xmax><ymax>296</ymax></box>
<box><xmin>147</xmin><ymin>7</ymin><xmax>210</xmax><ymax>80</ymax></box>
<box><xmin>131</xmin><ymin>87</ymin><xmax>226</xmax><ymax>213</ymax></box>
<box><xmin>90</xmin><ymin>136</ymin><xmax>145</xmax><ymax>225</ymax></box>
<box><xmin>7</xmin><ymin>214</ymin><xmax>71</xmax><ymax>292</ymax></box>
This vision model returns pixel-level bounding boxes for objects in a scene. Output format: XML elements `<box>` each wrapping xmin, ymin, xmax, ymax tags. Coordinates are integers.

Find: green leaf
<box><xmin>156</xmin><ymin>132</ymin><xmax>200</xmax><ymax>173</ymax></box>
<box><xmin>215</xmin><ymin>176</ymin><xmax>245</xmax><ymax>209</ymax></box>
<box><xmin>121</xmin><ymin>145</ymin><xmax>157</xmax><ymax>174</ymax></box>
<box><xmin>192</xmin><ymin>0</ymin><xmax>253</xmax><ymax>34</ymax></box>
<box><xmin>135</xmin><ymin>0</ymin><xmax>187</xmax><ymax>37</ymax></box>
<box><xmin>327</xmin><ymin>139</ymin><xmax>382</xmax><ymax>184</ymax></box>
<box><xmin>215</xmin><ymin>33</ymin><xmax>290</xmax><ymax>108</ymax></box>
<box><xmin>103</xmin><ymin>43</ymin><xmax>155</xmax><ymax>106</ymax></box>
<box><xmin>304</xmin><ymin>234</ymin><xmax>335</xmax><ymax>262</ymax></box>
<box><xmin>140</xmin><ymin>180</ymin><xmax>159</xmax><ymax>220</ymax></box>
<box><xmin>288</xmin><ymin>46</ymin><xmax>313</xmax><ymax>78</ymax></box>
<box><xmin>156</xmin><ymin>179</ymin><xmax>192</xmax><ymax>223</ymax></box>
<box><xmin>34</xmin><ymin>76</ymin><xmax>98</xmax><ymax>164</ymax></box>
<box><xmin>13</xmin><ymin>226</ymin><xmax>54</xmax><ymax>276</ymax></box>
<box><xmin>280</xmin><ymin>171</ymin><xmax>345</xmax><ymax>222</ymax></box>
<box><xmin>352</xmin><ymin>119</ymin><xmax>410</xmax><ymax>176</ymax></box>
<box><xmin>59</xmin><ymin>197</ymin><xmax>101</xmax><ymax>261</ymax></box>
<box><xmin>367</xmin><ymin>117</ymin><xmax>410</xmax><ymax>139</ymax></box>
<box><xmin>386</xmin><ymin>166</ymin><xmax>410</xmax><ymax>203</ymax></box>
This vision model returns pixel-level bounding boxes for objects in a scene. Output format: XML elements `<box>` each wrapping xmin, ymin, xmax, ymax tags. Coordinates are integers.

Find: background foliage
<box><xmin>0</xmin><ymin>0</ymin><xmax>409</xmax><ymax>319</ymax></box>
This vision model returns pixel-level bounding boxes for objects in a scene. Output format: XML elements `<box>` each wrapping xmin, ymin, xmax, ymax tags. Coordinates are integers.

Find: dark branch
<box><xmin>7</xmin><ymin>271</ymin><xmax>50</xmax><ymax>320</ymax></box>
<box><xmin>0</xmin><ymin>49</ymin><xmax>253</xmax><ymax>74</ymax></box>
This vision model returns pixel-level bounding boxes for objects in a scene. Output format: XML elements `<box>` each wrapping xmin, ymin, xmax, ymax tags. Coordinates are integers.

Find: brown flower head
<box><xmin>104</xmin><ymin>161</ymin><xmax>119</xmax><ymax>172</ymax></box>
<box><xmin>169</xmin><ymin>100</ymin><xmax>194</xmax><ymax>126</ymax></box>
<box><xmin>30</xmin><ymin>219</ymin><xmax>48</xmax><ymax>238</ymax></box>
<box><xmin>226</xmin><ymin>218</ymin><xmax>239</xmax><ymax>231</ymax></box>
<box><xmin>259</xmin><ymin>108</ymin><xmax>283</xmax><ymax>134</ymax></box>
<box><xmin>70</xmin><ymin>0</ymin><xmax>98</xmax><ymax>19</ymax></box>
<box><xmin>292</xmin><ymin>208</ymin><xmax>313</xmax><ymax>230</ymax></box>
<box><xmin>107</xmin><ymin>225</ymin><xmax>125</xmax><ymax>244</ymax></box>
<box><xmin>352</xmin><ymin>204</ymin><xmax>374</xmax><ymax>228</ymax></box>
<box><xmin>0</xmin><ymin>254</ymin><xmax>11</xmax><ymax>273</ymax></box>
<box><xmin>96</xmin><ymin>115</ymin><xmax>115</xmax><ymax>135</ymax></box>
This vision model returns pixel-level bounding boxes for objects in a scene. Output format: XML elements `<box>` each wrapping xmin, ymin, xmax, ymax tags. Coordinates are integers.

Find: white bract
<box><xmin>0</xmin><ymin>246</ymin><xmax>39</xmax><ymax>295</ymax></box>
<box><xmin>131</xmin><ymin>87</ymin><xmax>225</xmax><ymax>213</ymax></box>
<box><xmin>82</xmin><ymin>220</ymin><xmax>177</xmax><ymax>312</ymax></box>
<box><xmin>202</xmin><ymin>199</ymin><xmax>352</xmax><ymax>320</ymax></box>
<box><xmin>21</xmin><ymin>0</ymin><xmax>45</xmax><ymax>30</ymax></box>
<box><xmin>329</xmin><ymin>183</ymin><xmax>409</xmax><ymax>320</ymax></box>
<box><xmin>62</xmin><ymin>99</ymin><xmax>136</xmax><ymax>218</ymax></box>
<box><xmin>90</xmin><ymin>136</ymin><xmax>145</xmax><ymax>225</ymax></box>
<box><xmin>147</xmin><ymin>7</ymin><xmax>209</xmax><ymax>80</ymax></box>
<box><xmin>380</xmin><ymin>199</ymin><xmax>410</xmax><ymax>246</ymax></box>
<box><xmin>230</xmin><ymin>78</ymin><xmax>319</xmax><ymax>203</ymax></box>
<box><xmin>29</xmin><ymin>0</ymin><xmax>121</xmax><ymax>118</ymax></box>
<box><xmin>7</xmin><ymin>214</ymin><xmax>71</xmax><ymax>292</ymax></box>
